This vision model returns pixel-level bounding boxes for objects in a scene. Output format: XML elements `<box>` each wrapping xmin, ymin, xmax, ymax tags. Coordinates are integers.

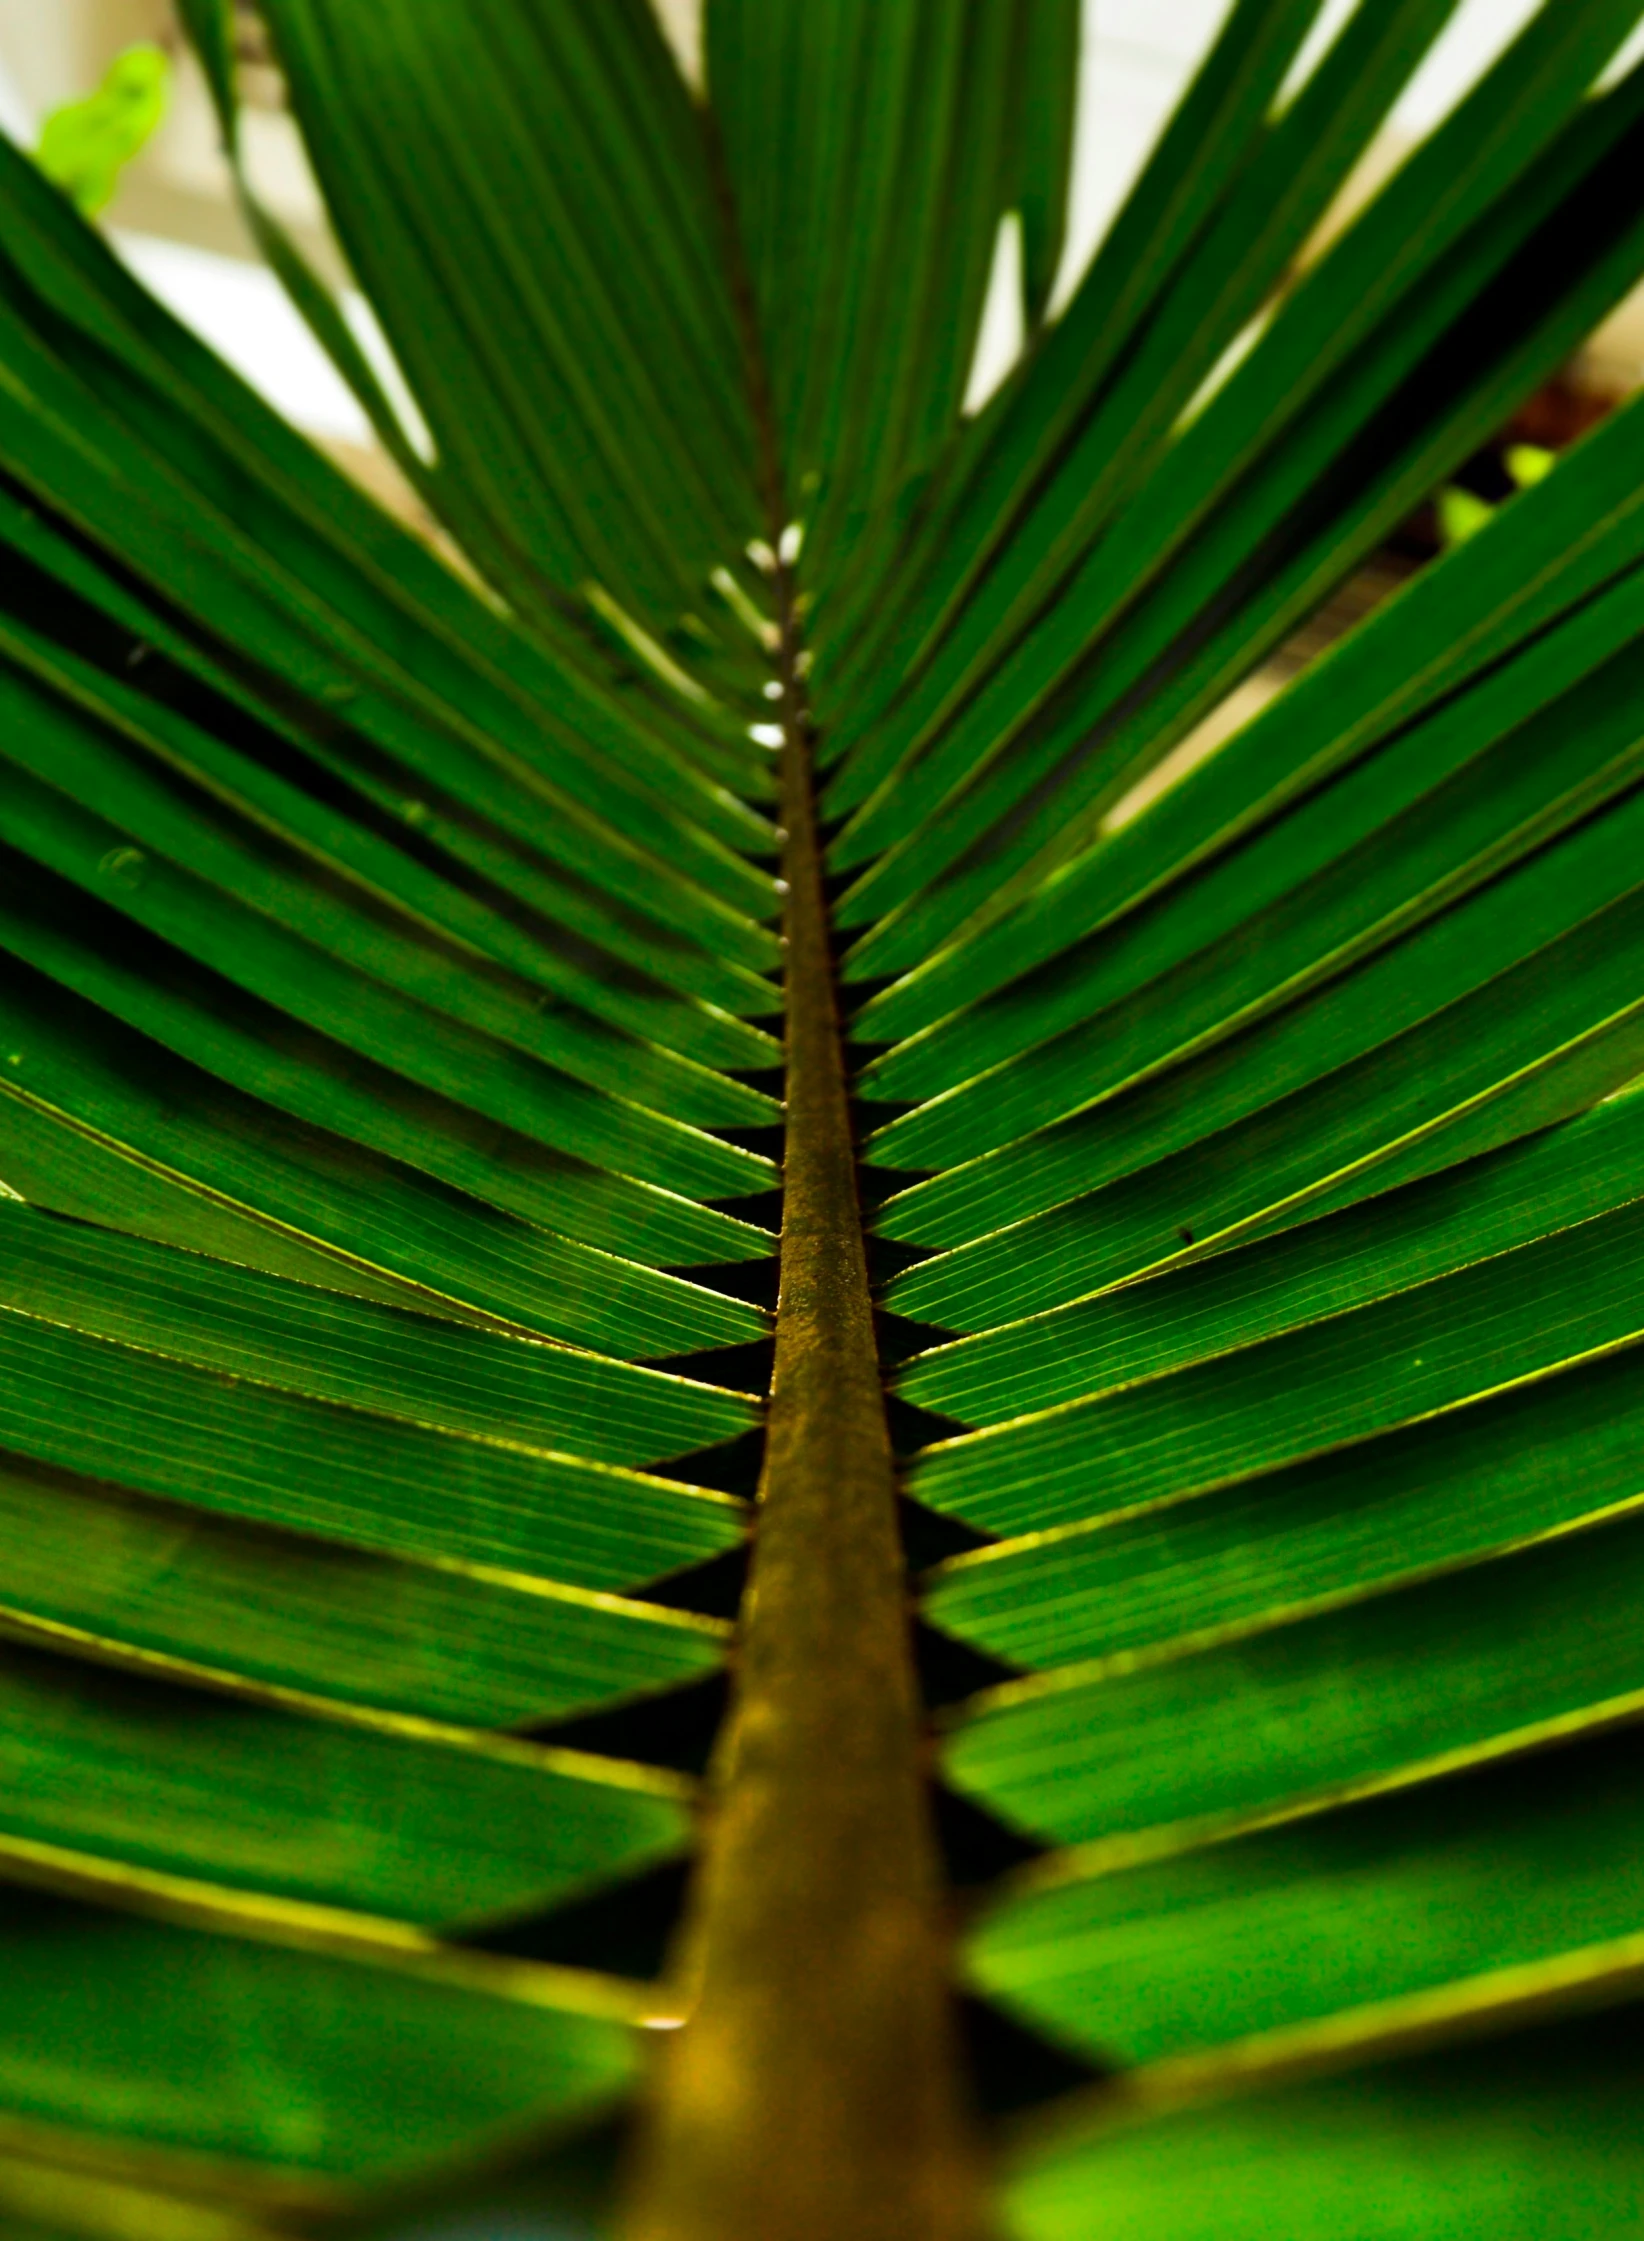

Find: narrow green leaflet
<box><xmin>0</xmin><ymin>1200</ymin><xmax>754</xmax><ymax>1468</ymax></box>
<box><xmin>0</xmin><ymin>1451</ymin><xmax>723</xmax><ymax>1730</ymax></box>
<box><xmin>0</xmin><ymin>1636</ymin><xmax>688</xmax><ymax>1932</ymax></box>
<box><xmin>1003</xmin><ymin>0</ymin><xmax>1080</xmax><ymax>327</ymax></box>
<box><xmin>858</xmin><ymin>319</ymin><xmax>1644</xmax><ymax>1034</ymax></box>
<box><xmin>809</xmin><ymin>0</ymin><xmax>1327</xmax><ymax>714</ymax></box>
<box><xmin>0</xmin><ymin>1307</ymin><xmax>745</xmax><ymax>1592</ymax></box>
<box><xmin>0</xmin><ymin>1452</ymin><xmax>725</xmax><ymax>1730</ymax></box>
<box><xmin>0</xmin><ymin>847</ymin><xmax>766</xmax><ymax>1266</ymax></box>
<box><xmin>217</xmin><ymin>0</ymin><xmax>764</xmax><ymax>633</ymax></box>
<box><xmin>861</xmin><ymin>568</ymin><xmax>1644</xmax><ymax>1119</ymax></box>
<box><xmin>901</xmin><ymin>1074</ymin><xmax>1644</xmax><ymax>1424</ymax></box>
<box><xmin>0</xmin><ymin>498</ymin><xmax>781</xmax><ymax>1030</ymax></box>
<box><xmin>0</xmin><ymin>736</ymin><xmax>773</xmax><ymax>1226</ymax></box>
<box><xmin>927</xmin><ymin>1330</ymin><xmax>1644</xmax><ymax>1681</ymax></box>
<box><xmin>0</xmin><ymin>334</ymin><xmax>779</xmax><ymax>935</ymax></box>
<box><xmin>0</xmin><ymin>619</ymin><xmax>775</xmax><ymax>1121</ymax></box>
<box><xmin>0</xmin><ymin>1886</ymin><xmax>640</xmax><ymax>2187</ymax></box>
<box><xmin>1005</xmin><ymin>2005</ymin><xmax>1644</xmax><ymax>2241</ymax></box>
<box><xmin>832</xmin><ymin>48</ymin><xmax>1644</xmax><ymax>980</ymax></box>
<box><xmin>914</xmin><ymin>1194</ymin><xmax>1644</xmax><ymax>1533</ymax></box>
<box><xmin>708</xmin><ymin>0</ymin><xmax>1057</xmax><ymax>547</ymax></box>
<box><xmin>937</xmin><ymin>1468</ymin><xmax>1644</xmax><ymax>1844</ymax></box>
<box><xmin>885</xmin><ymin>823</ymin><xmax>1644</xmax><ymax>1324</ymax></box>
<box><xmin>0</xmin><ymin>972</ymin><xmax>764</xmax><ymax>1360</ymax></box>
<box><xmin>821</xmin><ymin>0</ymin><xmax>1472</xmax><ymax>832</ymax></box>
<box><xmin>968</xmin><ymin>1727</ymin><xmax>1644</xmax><ymax>2069</ymax></box>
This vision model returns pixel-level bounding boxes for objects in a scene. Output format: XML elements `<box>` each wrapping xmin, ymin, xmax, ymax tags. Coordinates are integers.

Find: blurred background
<box><xmin>6</xmin><ymin>0</ymin><xmax>1643</xmax><ymax>445</ymax></box>
<box><xmin>4</xmin><ymin>0</ymin><xmax>1641</xmax><ymax>752</ymax></box>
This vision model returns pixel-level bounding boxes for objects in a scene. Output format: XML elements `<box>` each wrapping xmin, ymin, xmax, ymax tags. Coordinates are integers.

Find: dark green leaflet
<box><xmin>900</xmin><ymin>1075</ymin><xmax>1644</xmax><ymax>1425</ymax></box>
<box><xmin>0</xmin><ymin>852</ymin><xmax>769</xmax><ymax>1274</ymax></box>
<box><xmin>0</xmin><ymin>1308</ymin><xmax>745</xmax><ymax>1591</ymax></box>
<box><xmin>0</xmin><ymin>305</ymin><xmax>780</xmax><ymax>933</ymax></box>
<box><xmin>968</xmin><ymin>1728</ymin><xmax>1644</xmax><ymax>2068</ymax></box>
<box><xmin>998</xmin><ymin>0</ymin><xmax>1080</xmax><ymax>328</ymax></box>
<box><xmin>884</xmin><ymin>830</ymin><xmax>1644</xmax><ymax>1327</ymax></box>
<box><xmin>818</xmin><ymin>0</ymin><xmax>1644</xmax><ymax>815</ymax></box>
<box><xmin>0</xmin><ymin>1885</ymin><xmax>638</xmax><ymax>2184</ymax></box>
<box><xmin>810</xmin><ymin>0</ymin><xmax>1325</xmax><ymax>717</ymax></box>
<box><xmin>0</xmin><ymin>1452</ymin><xmax>725</xmax><ymax>1730</ymax></box>
<box><xmin>0</xmin><ymin>493</ymin><xmax>781</xmax><ymax>1030</ymax></box>
<box><xmin>821</xmin><ymin>0</ymin><xmax>1470</xmax><ymax>838</ymax></box>
<box><xmin>928</xmin><ymin>1298</ymin><xmax>1644</xmax><ymax>1667</ymax></box>
<box><xmin>1004</xmin><ymin>2005</ymin><xmax>1644</xmax><ymax>2241</ymax></box>
<box><xmin>0</xmin><ymin>614</ymin><xmax>778</xmax><ymax>1122</ymax></box>
<box><xmin>819</xmin><ymin>0</ymin><xmax>1639</xmax><ymax>833</ymax></box>
<box><xmin>832</xmin><ymin>64</ymin><xmax>1644</xmax><ymax>983</ymax></box>
<box><xmin>0</xmin><ymin>719</ymin><xmax>775</xmax><ymax>1217</ymax></box>
<box><xmin>0</xmin><ymin>1636</ymin><xmax>687</xmax><ymax>1931</ymax></box>
<box><xmin>860</xmin><ymin>565</ymin><xmax>1644</xmax><ymax>1119</ymax></box>
<box><xmin>251</xmin><ymin>0</ymin><xmax>762</xmax><ymax>631</ymax></box>
<box><xmin>0</xmin><ymin>970</ymin><xmax>765</xmax><ymax>1360</ymax></box>
<box><xmin>912</xmin><ymin>1195</ymin><xmax>1644</xmax><ymax>1534</ymax></box>
<box><xmin>709</xmin><ymin>0</ymin><xmax>1025</xmax><ymax>545</ymax></box>
<box><xmin>940</xmin><ymin>1470</ymin><xmax>1644</xmax><ymax>1837</ymax></box>
<box><xmin>0</xmin><ymin>1200</ymin><xmax>754</xmax><ymax>1469</ymax></box>
<box><xmin>856</xmin><ymin>320</ymin><xmax>1644</xmax><ymax>1032</ymax></box>
<box><xmin>0</xmin><ymin>1451</ymin><xmax>723</xmax><ymax>1730</ymax></box>
<box><xmin>0</xmin><ymin>1083</ymin><xmax>479</xmax><ymax>1315</ymax></box>
<box><xmin>0</xmin><ymin>125</ymin><xmax>773</xmax><ymax>801</ymax></box>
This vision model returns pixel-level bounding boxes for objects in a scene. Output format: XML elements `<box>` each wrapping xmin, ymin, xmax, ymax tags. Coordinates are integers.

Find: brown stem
<box><xmin>618</xmin><ymin>588</ymin><xmax>986</xmax><ymax>2235</ymax></box>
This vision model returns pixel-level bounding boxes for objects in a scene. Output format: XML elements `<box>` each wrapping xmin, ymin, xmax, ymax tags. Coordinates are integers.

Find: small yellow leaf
<box><xmin>1435</xmin><ymin>484</ymin><xmax>1496</xmax><ymax>547</ymax></box>
<box><xmin>35</xmin><ymin>44</ymin><xmax>171</xmax><ymax>219</ymax></box>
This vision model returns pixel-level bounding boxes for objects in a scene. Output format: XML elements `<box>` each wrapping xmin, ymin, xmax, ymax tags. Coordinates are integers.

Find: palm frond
<box><xmin>4</xmin><ymin>1</ymin><xmax>1644</xmax><ymax>2234</ymax></box>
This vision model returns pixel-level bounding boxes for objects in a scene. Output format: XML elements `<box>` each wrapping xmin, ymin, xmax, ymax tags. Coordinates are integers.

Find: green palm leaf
<box><xmin>5</xmin><ymin>2</ymin><xmax>1644</xmax><ymax>2234</ymax></box>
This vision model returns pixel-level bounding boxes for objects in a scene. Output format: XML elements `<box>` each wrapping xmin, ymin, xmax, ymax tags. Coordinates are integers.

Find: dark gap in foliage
<box><xmin>849</xmin><ymin>1089</ymin><xmax>919</xmax><ymax>1127</ymax></box>
<box><xmin>854</xmin><ymin>1098</ymin><xmax>916</xmax><ymax>1141</ymax></box>
<box><xmin>638</xmin><ymin>1541</ymin><xmax>753</xmax><ymax>1621</ymax></box>
<box><xmin>869</xmin><ymin>1225</ymin><xmax>943</xmax><ymax>1281</ymax></box>
<box><xmin>672</xmin><ymin>1253</ymin><xmax>780</xmax><ymax>1312</ymax></box>
<box><xmin>649</xmin><ymin>1428</ymin><xmax>768</xmax><ymax>1506</ymax></box>
<box><xmin>378</xmin><ymin>2107</ymin><xmax>631</xmax><ymax>2237</ymax></box>
<box><xmin>462</xmin><ymin>1858</ymin><xmax>691</xmax><ymax>1983</ymax></box>
<box><xmin>525</xmin><ymin>1669</ymin><xmax>730</xmax><ymax>1780</ymax></box>
<box><xmin>707</xmin><ymin>1122</ymin><xmax>786</xmax><ymax>1164</ymax></box>
<box><xmin>949</xmin><ymin>1974</ymin><xmax>1090</xmax><ymax>2129</ymax></box>
<box><xmin>813</xmin><ymin>801</ymin><xmax>856</xmax><ymax>852</ymax></box>
<box><xmin>956</xmin><ymin>1991</ymin><xmax>1109</xmax><ymax>2117</ymax></box>
<box><xmin>929</xmin><ymin>1780</ymin><xmax>1046</xmax><ymax>1888</ymax></box>
<box><xmin>818</xmin><ymin>858</ymin><xmax>860</xmax><ymax>911</ymax></box>
<box><xmin>1449</xmin><ymin>442</ymin><xmax>1520</xmax><ymax>507</ymax></box>
<box><xmin>899</xmin><ymin>1497</ymin><xmax>995</xmax><ymax>1570</ymax></box>
<box><xmin>733</xmin><ymin>1064</ymin><xmax>787</xmax><ymax>1105</ymax></box>
<box><xmin>0</xmin><ymin>517</ymin><xmax>162</xmax><ymax>676</ymax></box>
<box><xmin>913</xmin><ymin>1617</ymin><xmax>1020</xmax><ymax>1710</ymax></box>
<box><xmin>855</xmin><ymin>1161</ymin><xmax>936</xmax><ymax>1214</ymax></box>
<box><xmin>875</xmin><ymin>1304</ymin><xmax>952</xmax><ymax>1367</ymax></box>
<box><xmin>885</xmin><ymin>1391</ymin><xmax>966</xmax><ymax>1457</ymax></box>
<box><xmin>707</xmin><ymin>1185</ymin><xmax>784</xmax><ymax>1238</ymax></box>
<box><xmin>655</xmin><ymin>1336</ymin><xmax>774</xmax><ymax>1393</ymax></box>
<box><xmin>840</xmin><ymin>969</ymin><xmax>909</xmax><ymax>1023</ymax></box>
<box><xmin>1393</xmin><ymin>373</ymin><xmax>1619</xmax><ymax>561</ymax></box>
